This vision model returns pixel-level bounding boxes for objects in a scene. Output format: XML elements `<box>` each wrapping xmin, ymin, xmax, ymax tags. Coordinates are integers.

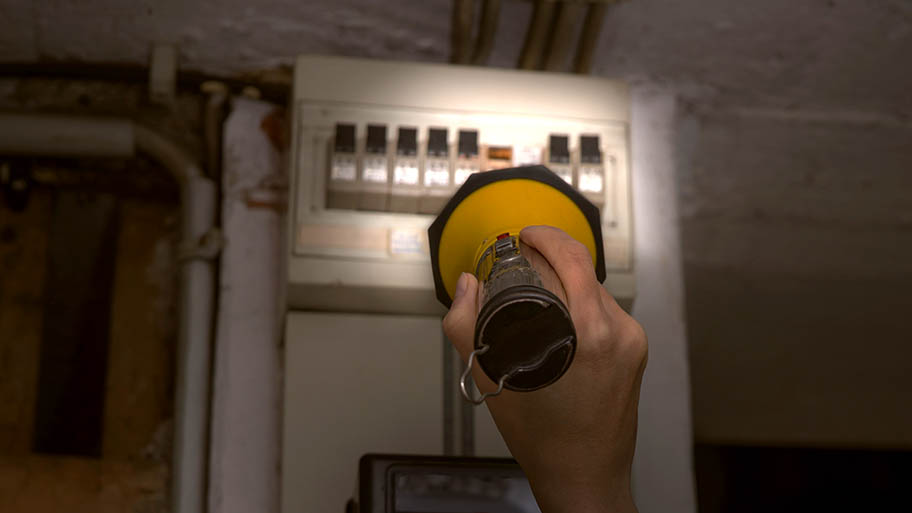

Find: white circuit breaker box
<box><xmin>286</xmin><ymin>55</ymin><xmax>635</xmax><ymax>315</ymax></box>
<box><xmin>283</xmin><ymin>55</ymin><xmax>634</xmax><ymax>513</ymax></box>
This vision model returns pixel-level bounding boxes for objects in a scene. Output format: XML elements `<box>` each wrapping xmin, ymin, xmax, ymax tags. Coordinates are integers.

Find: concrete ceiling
<box><xmin>1</xmin><ymin>0</ymin><xmax>910</xmax><ymax>114</ymax></box>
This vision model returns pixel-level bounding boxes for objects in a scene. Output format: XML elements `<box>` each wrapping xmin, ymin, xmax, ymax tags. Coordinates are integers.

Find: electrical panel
<box><xmin>288</xmin><ymin>56</ymin><xmax>635</xmax><ymax>314</ymax></box>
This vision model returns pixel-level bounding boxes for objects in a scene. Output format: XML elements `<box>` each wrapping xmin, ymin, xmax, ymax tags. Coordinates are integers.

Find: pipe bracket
<box><xmin>179</xmin><ymin>227</ymin><xmax>225</xmax><ymax>262</ymax></box>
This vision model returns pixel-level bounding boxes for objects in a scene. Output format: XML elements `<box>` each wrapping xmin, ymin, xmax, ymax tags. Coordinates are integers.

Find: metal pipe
<box><xmin>543</xmin><ymin>1</ymin><xmax>585</xmax><ymax>71</ymax></box>
<box><xmin>471</xmin><ymin>0</ymin><xmax>502</xmax><ymax>65</ymax></box>
<box><xmin>450</xmin><ymin>0</ymin><xmax>475</xmax><ymax>64</ymax></box>
<box><xmin>518</xmin><ymin>0</ymin><xmax>558</xmax><ymax>70</ymax></box>
<box><xmin>0</xmin><ymin>113</ymin><xmax>134</xmax><ymax>157</ymax></box>
<box><xmin>133</xmin><ymin>124</ymin><xmax>217</xmax><ymax>513</ymax></box>
<box><xmin>573</xmin><ymin>2</ymin><xmax>609</xmax><ymax>74</ymax></box>
<box><xmin>207</xmin><ymin>97</ymin><xmax>282</xmax><ymax>513</ymax></box>
<box><xmin>201</xmin><ymin>81</ymin><xmax>230</xmax><ymax>179</ymax></box>
<box><xmin>0</xmin><ymin>113</ymin><xmax>217</xmax><ymax>513</ymax></box>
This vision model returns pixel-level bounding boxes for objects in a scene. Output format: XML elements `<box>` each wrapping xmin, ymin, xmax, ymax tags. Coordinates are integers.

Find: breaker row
<box><xmin>326</xmin><ymin>123</ymin><xmax>611</xmax><ymax>214</ymax></box>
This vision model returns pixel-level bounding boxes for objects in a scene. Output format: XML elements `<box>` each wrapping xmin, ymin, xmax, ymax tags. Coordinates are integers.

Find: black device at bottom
<box><xmin>353</xmin><ymin>454</ymin><xmax>541</xmax><ymax>513</ymax></box>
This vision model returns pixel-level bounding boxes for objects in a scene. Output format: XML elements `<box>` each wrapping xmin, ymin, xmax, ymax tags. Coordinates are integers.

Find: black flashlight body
<box><xmin>472</xmin><ymin>233</ymin><xmax>577</xmax><ymax>391</ymax></box>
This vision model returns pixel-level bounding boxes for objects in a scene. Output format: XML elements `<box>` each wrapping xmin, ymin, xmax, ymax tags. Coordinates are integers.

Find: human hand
<box><xmin>442</xmin><ymin>225</ymin><xmax>647</xmax><ymax>513</ymax></box>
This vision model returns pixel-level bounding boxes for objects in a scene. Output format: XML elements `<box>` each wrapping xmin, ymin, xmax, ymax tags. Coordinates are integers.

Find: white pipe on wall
<box><xmin>207</xmin><ymin>96</ymin><xmax>282</xmax><ymax>513</ymax></box>
<box><xmin>0</xmin><ymin>113</ymin><xmax>217</xmax><ymax>513</ymax></box>
<box><xmin>0</xmin><ymin>113</ymin><xmax>135</xmax><ymax>157</ymax></box>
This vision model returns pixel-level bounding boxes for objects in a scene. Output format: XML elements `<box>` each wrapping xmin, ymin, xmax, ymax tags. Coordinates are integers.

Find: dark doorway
<box><xmin>32</xmin><ymin>191</ymin><xmax>119</xmax><ymax>457</ymax></box>
<box><xmin>695</xmin><ymin>444</ymin><xmax>912</xmax><ymax>512</ymax></box>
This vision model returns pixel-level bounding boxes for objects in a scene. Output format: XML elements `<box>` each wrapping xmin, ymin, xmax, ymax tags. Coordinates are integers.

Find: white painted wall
<box><xmin>630</xmin><ymin>87</ymin><xmax>696</xmax><ymax>513</ymax></box>
<box><xmin>678</xmin><ymin>107</ymin><xmax>912</xmax><ymax>447</ymax></box>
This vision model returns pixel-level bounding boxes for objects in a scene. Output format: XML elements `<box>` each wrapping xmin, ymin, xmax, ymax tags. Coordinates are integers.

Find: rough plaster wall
<box><xmin>0</xmin><ymin>0</ymin><xmax>451</xmax><ymax>73</ymax></box>
<box><xmin>678</xmin><ymin>110</ymin><xmax>912</xmax><ymax>447</ymax></box>
<box><xmin>593</xmin><ymin>0</ymin><xmax>912</xmax><ymax>114</ymax></box>
<box><xmin>2</xmin><ymin>0</ymin><xmax>911</xmax><ymax>113</ymax></box>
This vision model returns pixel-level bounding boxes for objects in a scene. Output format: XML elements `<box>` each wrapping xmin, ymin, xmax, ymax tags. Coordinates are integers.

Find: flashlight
<box><xmin>429</xmin><ymin>165</ymin><xmax>605</xmax><ymax>403</ymax></box>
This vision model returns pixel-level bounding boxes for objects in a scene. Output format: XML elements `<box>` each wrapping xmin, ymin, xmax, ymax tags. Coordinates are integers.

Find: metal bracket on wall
<box><xmin>178</xmin><ymin>227</ymin><xmax>225</xmax><ymax>262</ymax></box>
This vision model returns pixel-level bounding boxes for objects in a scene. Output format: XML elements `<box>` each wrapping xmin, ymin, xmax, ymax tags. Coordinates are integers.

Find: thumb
<box><xmin>442</xmin><ymin>272</ymin><xmax>478</xmax><ymax>362</ymax></box>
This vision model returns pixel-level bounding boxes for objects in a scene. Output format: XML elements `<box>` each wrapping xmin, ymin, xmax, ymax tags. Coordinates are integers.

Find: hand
<box><xmin>443</xmin><ymin>225</ymin><xmax>647</xmax><ymax>513</ymax></box>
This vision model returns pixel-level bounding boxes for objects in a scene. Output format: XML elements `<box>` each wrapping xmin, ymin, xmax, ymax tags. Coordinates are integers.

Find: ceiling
<box><xmin>1</xmin><ymin>0</ymin><xmax>910</xmax><ymax>114</ymax></box>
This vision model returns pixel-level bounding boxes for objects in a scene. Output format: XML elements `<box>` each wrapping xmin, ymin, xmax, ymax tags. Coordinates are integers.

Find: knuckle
<box><xmin>441</xmin><ymin>312</ymin><xmax>459</xmax><ymax>338</ymax></box>
<box><xmin>618</xmin><ymin>319</ymin><xmax>648</xmax><ymax>363</ymax></box>
<box><xmin>558</xmin><ymin>240</ymin><xmax>594</xmax><ymax>268</ymax></box>
<box><xmin>588</xmin><ymin>318</ymin><xmax>613</xmax><ymax>345</ymax></box>
<box><xmin>576</xmin><ymin>306</ymin><xmax>612</xmax><ymax>344</ymax></box>
<box><xmin>578</xmin><ymin>311</ymin><xmax>648</xmax><ymax>366</ymax></box>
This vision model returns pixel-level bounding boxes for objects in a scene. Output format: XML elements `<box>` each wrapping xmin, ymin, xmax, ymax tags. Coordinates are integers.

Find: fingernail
<box><xmin>454</xmin><ymin>272</ymin><xmax>469</xmax><ymax>301</ymax></box>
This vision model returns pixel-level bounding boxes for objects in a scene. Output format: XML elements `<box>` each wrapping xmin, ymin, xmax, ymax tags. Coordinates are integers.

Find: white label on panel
<box><xmin>579</xmin><ymin>166</ymin><xmax>604</xmax><ymax>193</ymax></box>
<box><xmin>390</xmin><ymin>228</ymin><xmax>424</xmax><ymax>256</ymax></box>
<box><xmin>454</xmin><ymin>166</ymin><xmax>477</xmax><ymax>186</ymax></box>
<box><xmin>394</xmin><ymin>162</ymin><xmax>419</xmax><ymax>185</ymax></box>
<box><xmin>553</xmin><ymin>165</ymin><xmax>573</xmax><ymax>185</ymax></box>
<box><xmin>363</xmin><ymin>157</ymin><xmax>388</xmax><ymax>183</ymax></box>
<box><xmin>424</xmin><ymin>160</ymin><xmax>450</xmax><ymax>187</ymax></box>
<box><xmin>514</xmin><ymin>146</ymin><xmax>543</xmax><ymax>166</ymax></box>
<box><xmin>331</xmin><ymin>156</ymin><xmax>356</xmax><ymax>181</ymax></box>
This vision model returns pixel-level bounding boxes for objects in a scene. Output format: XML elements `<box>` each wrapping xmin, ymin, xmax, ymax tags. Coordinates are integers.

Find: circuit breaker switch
<box><xmin>330</xmin><ymin>123</ymin><xmax>357</xmax><ymax>182</ymax></box>
<box><xmin>390</xmin><ymin>126</ymin><xmax>421</xmax><ymax>212</ymax></box>
<box><xmin>420</xmin><ymin>127</ymin><xmax>453</xmax><ymax>214</ymax></box>
<box><xmin>366</xmin><ymin>124</ymin><xmax>387</xmax><ymax>154</ymax></box>
<box><xmin>334</xmin><ymin>123</ymin><xmax>356</xmax><ymax>153</ymax></box>
<box><xmin>393</xmin><ymin>127</ymin><xmax>420</xmax><ymax>186</ymax></box>
<box><xmin>548</xmin><ymin>134</ymin><xmax>573</xmax><ymax>186</ymax></box>
<box><xmin>548</xmin><ymin>135</ymin><xmax>570</xmax><ymax>163</ymax></box>
<box><xmin>327</xmin><ymin>123</ymin><xmax>359</xmax><ymax>209</ymax></box>
<box><xmin>454</xmin><ymin>129</ymin><xmax>481</xmax><ymax>187</ymax></box>
<box><xmin>458</xmin><ymin>129</ymin><xmax>479</xmax><ymax>157</ymax></box>
<box><xmin>578</xmin><ymin>134</ymin><xmax>605</xmax><ymax>208</ymax></box>
<box><xmin>360</xmin><ymin>124</ymin><xmax>390</xmax><ymax>211</ymax></box>
<box><xmin>363</xmin><ymin>124</ymin><xmax>389</xmax><ymax>184</ymax></box>
<box><xmin>428</xmin><ymin>127</ymin><xmax>449</xmax><ymax>157</ymax></box>
<box><xmin>397</xmin><ymin>127</ymin><xmax>418</xmax><ymax>157</ymax></box>
<box><xmin>580</xmin><ymin>134</ymin><xmax>602</xmax><ymax>164</ymax></box>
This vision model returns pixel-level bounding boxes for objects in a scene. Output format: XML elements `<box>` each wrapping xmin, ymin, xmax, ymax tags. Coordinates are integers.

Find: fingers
<box><xmin>520</xmin><ymin>241</ymin><xmax>569</xmax><ymax>306</ymax></box>
<box><xmin>519</xmin><ymin>225</ymin><xmax>605</xmax><ymax>323</ymax></box>
<box><xmin>443</xmin><ymin>273</ymin><xmax>507</xmax><ymax>397</ymax></box>
<box><xmin>598</xmin><ymin>287</ymin><xmax>649</xmax><ymax>370</ymax></box>
<box><xmin>442</xmin><ymin>272</ymin><xmax>479</xmax><ymax>362</ymax></box>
